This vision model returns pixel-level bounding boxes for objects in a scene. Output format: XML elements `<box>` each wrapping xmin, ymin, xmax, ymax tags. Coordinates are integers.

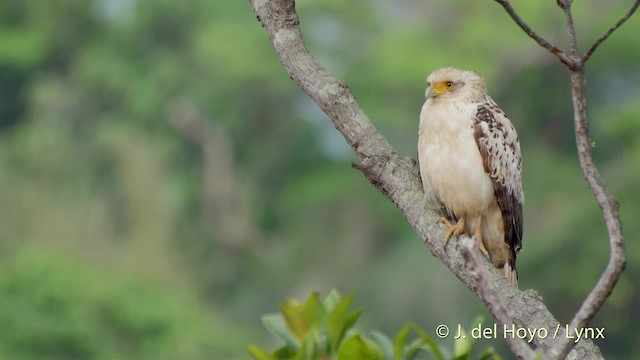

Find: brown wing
<box><xmin>472</xmin><ymin>102</ymin><xmax>524</xmax><ymax>261</ymax></box>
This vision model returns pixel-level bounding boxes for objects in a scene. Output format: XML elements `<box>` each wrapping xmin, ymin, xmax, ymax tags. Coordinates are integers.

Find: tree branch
<box><xmin>559</xmin><ymin>0</ymin><xmax>580</xmax><ymax>58</ymax></box>
<box><xmin>494</xmin><ymin>1</ymin><xmax>629</xmax><ymax>359</ymax></box>
<box><xmin>492</xmin><ymin>0</ymin><xmax>578</xmax><ymax>68</ymax></box>
<box><xmin>459</xmin><ymin>237</ymin><xmax>537</xmax><ymax>360</ymax></box>
<box><xmin>251</xmin><ymin>0</ymin><xmax>603</xmax><ymax>358</ymax></box>
<box><xmin>545</xmin><ymin>48</ymin><xmax>626</xmax><ymax>360</ymax></box>
<box><xmin>582</xmin><ymin>0</ymin><xmax>640</xmax><ymax>63</ymax></box>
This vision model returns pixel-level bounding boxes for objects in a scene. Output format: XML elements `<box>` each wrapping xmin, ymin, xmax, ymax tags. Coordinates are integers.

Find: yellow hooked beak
<box><xmin>425</xmin><ymin>86</ymin><xmax>435</xmax><ymax>100</ymax></box>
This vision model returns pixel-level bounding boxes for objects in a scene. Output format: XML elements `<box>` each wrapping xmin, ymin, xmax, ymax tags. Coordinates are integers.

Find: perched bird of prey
<box><xmin>418</xmin><ymin>67</ymin><xmax>523</xmax><ymax>286</ymax></box>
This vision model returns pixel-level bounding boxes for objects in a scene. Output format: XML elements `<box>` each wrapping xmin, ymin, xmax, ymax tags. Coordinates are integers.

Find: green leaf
<box><xmin>411</xmin><ymin>324</ymin><xmax>445</xmax><ymax>360</ymax></box>
<box><xmin>248</xmin><ymin>345</ymin><xmax>275</xmax><ymax>360</ymax></box>
<box><xmin>479</xmin><ymin>346</ymin><xmax>500</xmax><ymax>360</ymax></box>
<box><xmin>363</xmin><ymin>336</ymin><xmax>386</xmax><ymax>360</ymax></box>
<box><xmin>405</xmin><ymin>339</ymin><xmax>434</xmax><ymax>360</ymax></box>
<box><xmin>302</xmin><ymin>291</ymin><xmax>322</xmax><ymax>329</ymax></box>
<box><xmin>323</xmin><ymin>289</ymin><xmax>342</xmax><ymax>313</ymax></box>
<box><xmin>453</xmin><ymin>324</ymin><xmax>473</xmax><ymax>360</ymax></box>
<box><xmin>327</xmin><ymin>294</ymin><xmax>357</xmax><ymax>352</ymax></box>
<box><xmin>338</xmin><ymin>334</ymin><xmax>384</xmax><ymax>360</ymax></box>
<box><xmin>338</xmin><ymin>335</ymin><xmax>367</xmax><ymax>360</ymax></box>
<box><xmin>370</xmin><ymin>330</ymin><xmax>394</xmax><ymax>360</ymax></box>
<box><xmin>294</xmin><ymin>335</ymin><xmax>317</xmax><ymax>360</ymax></box>
<box><xmin>344</xmin><ymin>308</ymin><xmax>364</xmax><ymax>332</ymax></box>
<box><xmin>262</xmin><ymin>314</ymin><xmax>299</xmax><ymax>348</ymax></box>
<box><xmin>393</xmin><ymin>324</ymin><xmax>412</xmax><ymax>359</ymax></box>
<box><xmin>272</xmin><ymin>346</ymin><xmax>295</xmax><ymax>359</ymax></box>
<box><xmin>281</xmin><ymin>299</ymin><xmax>310</xmax><ymax>341</ymax></box>
<box><xmin>453</xmin><ymin>317</ymin><xmax>486</xmax><ymax>360</ymax></box>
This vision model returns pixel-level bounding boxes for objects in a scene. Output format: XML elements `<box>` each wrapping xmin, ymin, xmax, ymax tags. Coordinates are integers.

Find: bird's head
<box><xmin>425</xmin><ymin>67</ymin><xmax>487</xmax><ymax>102</ymax></box>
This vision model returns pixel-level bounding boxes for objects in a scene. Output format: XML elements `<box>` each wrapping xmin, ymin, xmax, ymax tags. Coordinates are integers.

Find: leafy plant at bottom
<box><xmin>248</xmin><ymin>290</ymin><xmax>501</xmax><ymax>360</ymax></box>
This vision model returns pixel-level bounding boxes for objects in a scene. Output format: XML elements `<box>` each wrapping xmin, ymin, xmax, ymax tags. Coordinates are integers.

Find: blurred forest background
<box><xmin>0</xmin><ymin>0</ymin><xmax>639</xmax><ymax>359</ymax></box>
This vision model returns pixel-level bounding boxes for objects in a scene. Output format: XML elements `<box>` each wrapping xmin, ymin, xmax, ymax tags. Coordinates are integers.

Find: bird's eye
<box><xmin>446</xmin><ymin>81</ymin><xmax>453</xmax><ymax>88</ymax></box>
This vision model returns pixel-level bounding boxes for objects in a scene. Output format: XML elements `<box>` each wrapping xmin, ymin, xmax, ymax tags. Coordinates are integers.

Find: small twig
<box><xmin>582</xmin><ymin>0</ymin><xmax>640</xmax><ymax>63</ymax></box>
<box><xmin>459</xmin><ymin>237</ymin><xmax>537</xmax><ymax>360</ymax></box>
<box><xmin>559</xmin><ymin>0</ymin><xmax>580</xmax><ymax>58</ymax></box>
<box><xmin>493</xmin><ymin>0</ymin><xmax>577</xmax><ymax>68</ymax></box>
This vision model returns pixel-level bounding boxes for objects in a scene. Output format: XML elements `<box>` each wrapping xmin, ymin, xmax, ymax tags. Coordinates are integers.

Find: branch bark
<box><xmin>459</xmin><ymin>237</ymin><xmax>537</xmax><ymax>360</ymax></box>
<box><xmin>250</xmin><ymin>0</ymin><xmax>611</xmax><ymax>358</ymax></box>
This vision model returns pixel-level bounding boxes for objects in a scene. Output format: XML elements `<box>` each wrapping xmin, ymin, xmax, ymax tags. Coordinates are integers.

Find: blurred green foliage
<box><xmin>249</xmin><ymin>291</ymin><xmax>500</xmax><ymax>360</ymax></box>
<box><xmin>0</xmin><ymin>0</ymin><xmax>638</xmax><ymax>358</ymax></box>
<box><xmin>0</xmin><ymin>247</ymin><xmax>247</xmax><ymax>359</ymax></box>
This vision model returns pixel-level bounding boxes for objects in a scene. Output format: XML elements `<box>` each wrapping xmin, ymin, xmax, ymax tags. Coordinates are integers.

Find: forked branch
<box><xmin>494</xmin><ymin>1</ymin><xmax>630</xmax><ymax>359</ymax></box>
<box><xmin>493</xmin><ymin>0</ymin><xmax>577</xmax><ymax>68</ymax></box>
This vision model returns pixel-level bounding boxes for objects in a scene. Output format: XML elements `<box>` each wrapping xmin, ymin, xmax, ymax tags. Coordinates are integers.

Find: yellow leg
<box><xmin>473</xmin><ymin>214</ymin><xmax>489</xmax><ymax>257</ymax></box>
<box><xmin>441</xmin><ymin>216</ymin><xmax>465</xmax><ymax>244</ymax></box>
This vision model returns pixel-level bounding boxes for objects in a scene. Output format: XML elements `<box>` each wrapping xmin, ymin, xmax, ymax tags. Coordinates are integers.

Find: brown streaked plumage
<box><xmin>418</xmin><ymin>67</ymin><xmax>523</xmax><ymax>287</ymax></box>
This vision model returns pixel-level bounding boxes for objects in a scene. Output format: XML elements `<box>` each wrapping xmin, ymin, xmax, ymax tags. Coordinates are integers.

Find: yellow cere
<box><xmin>431</xmin><ymin>81</ymin><xmax>454</xmax><ymax>95</ymax></box>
